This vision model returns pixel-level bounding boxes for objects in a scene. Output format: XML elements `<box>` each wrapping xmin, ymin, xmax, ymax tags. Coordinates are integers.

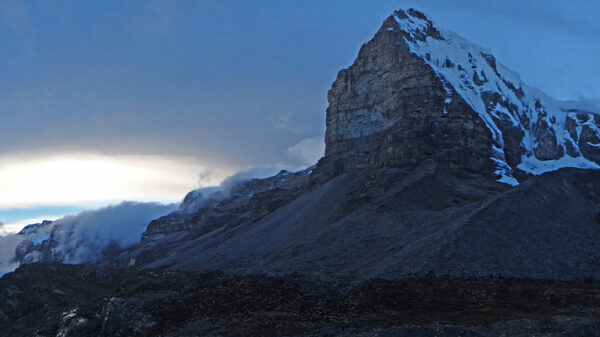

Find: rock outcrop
<box><xmin>322</xmin><ymin>11</ymin><xmax>494</xmax><ymax>177</ymax></box>
<box><xmin>318</xmin><ymin>9</ymin><xmax>600</xmax><ymax>185</ymax></box>
<box><xmin>142</xmin><ymin>168</ymin><xmax>311</xmax><ymax>241</ymax></box>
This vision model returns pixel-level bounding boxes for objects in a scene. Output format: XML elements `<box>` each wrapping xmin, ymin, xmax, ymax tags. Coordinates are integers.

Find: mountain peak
<box><xmin>321</xmin><ymin>8</ymin><xmax>600</xmax><ymax>185</ymax></box>
<box><xmin>387</xmin><ymin>8</ymin><xmax>443</xmax><ymax>42</ymax></box>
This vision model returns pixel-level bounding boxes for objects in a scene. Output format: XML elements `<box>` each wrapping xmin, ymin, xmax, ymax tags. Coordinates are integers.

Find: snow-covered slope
<box><xmin>391</xmin><ymin>9</ymin><xmax>600</xmax><ymax>185</ymax></box>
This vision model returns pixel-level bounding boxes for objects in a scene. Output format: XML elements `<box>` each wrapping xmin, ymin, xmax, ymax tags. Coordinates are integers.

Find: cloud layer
<box><xmin>48</xmin><ymin>201</ymin><xmax>176</xmax><ymax>263</ymax></box>
<box><xmin>2</xmin><ymin>1</ymin><xmax>594</xmax><ymax>173</ymax></box>
<box><xmin>0</xmin><ymin>201</ymin><xmax>176</xmax><ymax>274</ymax></box>
<box><xmin>0</xmin><ymin>153</ymin><xmax>230</xmax><ymax>209</ymax></box>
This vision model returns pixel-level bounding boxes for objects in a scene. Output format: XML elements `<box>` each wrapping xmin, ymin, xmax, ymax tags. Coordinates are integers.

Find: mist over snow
<box><xmin>0</xmin><ymin>222</ymin><xmax>8</xmax><ymax>236</ymax></box>
<box><xmin>0</xmin><ymin>234</ymin><xmax>21</xmax><ymax>276</ymax></box>
<box><xmin>49</xmin><ymin>202</ymin><xmax>176</xmax><ymax>263</ymax></box>
<box><xmin>205</xmin><ymin>136</ymin><xmax>324</xmax><ymax>196</ymax></box>
<box><xmin>0</xmin><ymin>201</ymin><xmax>175</xmax><ymax>275</ymax></box>
<box><xmin>0</xmin><ymin>221</ymin><xmax>21</xmax><ymax>275</ymax></box>
<box><xmin>286</xmin><ymin>136</ymin><xmax>325</xmax><ymax>167</ymax></box>
<box><xmin>220</xmin><ymin>166</ymin><xmax>290</xmax><ymax>191</ymax></box>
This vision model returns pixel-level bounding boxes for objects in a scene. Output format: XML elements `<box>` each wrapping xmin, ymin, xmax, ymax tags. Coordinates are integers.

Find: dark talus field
<box><xmin>2</xmin><ymin>263</ymin><xmax>600</xmax><ymax>337</ymax></box>
<box><xmin>3</xmin><ymin>8</ymin><xmax>600</xmax><ymax>336</ymax></box>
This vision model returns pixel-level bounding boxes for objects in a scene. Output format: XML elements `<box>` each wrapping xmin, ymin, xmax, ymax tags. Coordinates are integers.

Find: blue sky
<box><xmin>0</xmin><ymin>0</ymin><xmax>598</xmax><ymax>229</ymax></box>
<box><xmin>1</xmin><ymin>206</ymin><xmax>80</xmax><ymax>223</ymax></box>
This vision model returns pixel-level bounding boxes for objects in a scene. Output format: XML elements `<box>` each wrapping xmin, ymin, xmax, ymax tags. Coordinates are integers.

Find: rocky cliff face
<box><xmin>322</xmin><ymin>11</ymin><xmax>494</xmax><ymax>178</ymax></box>
<box><xmin>320</xmin><ymin>9</ymin><xmax>600</xmax><ymax>185</ymax></box>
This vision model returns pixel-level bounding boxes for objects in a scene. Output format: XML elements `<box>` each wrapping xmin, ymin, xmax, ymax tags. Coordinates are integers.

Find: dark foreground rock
<box><xmin>1</xmin><ymin>263</ymin><xmax>600</xmax><ymax>336</ymax></box>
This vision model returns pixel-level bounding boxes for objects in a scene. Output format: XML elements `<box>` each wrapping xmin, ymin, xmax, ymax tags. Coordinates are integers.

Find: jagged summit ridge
<box><xmin>324</xmin><ymin>8</ymin><xmax>600</xmax><ymax>185</ymax></box>
<box><xmin>391</xmin><ymin>9</ymin><xmax>600</xmax><ymax>184</ymax></box>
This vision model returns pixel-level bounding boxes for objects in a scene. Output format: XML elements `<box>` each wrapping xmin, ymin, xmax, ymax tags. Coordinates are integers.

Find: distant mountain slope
<box><xmin>110</xmin><ymin>163</ymin><xmax>600</xmax><ymax>280</ymax></box>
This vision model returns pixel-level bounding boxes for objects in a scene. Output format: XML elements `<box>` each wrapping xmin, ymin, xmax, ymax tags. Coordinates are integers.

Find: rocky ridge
<box><xmin>142</xmin><ymin>168</ymin><xmax>311</xmax><ymax>240</ymax></box>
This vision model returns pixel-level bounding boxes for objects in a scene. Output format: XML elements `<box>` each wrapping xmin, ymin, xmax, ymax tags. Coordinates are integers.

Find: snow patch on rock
<box><xmin>392</xmin><ymin>9</ymin><xmax>600</xmax><ymax>185</ymax></box>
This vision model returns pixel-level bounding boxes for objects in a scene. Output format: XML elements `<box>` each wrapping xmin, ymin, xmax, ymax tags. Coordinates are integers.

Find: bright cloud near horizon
<box><xmin>0</xmin><ymin>0</ymin><xmax>598</xmax><ymax>229</ymax></box>
<box><xmin>0</xmin><ymin>153</ymin><xmax>233</xmax><ymax>232</ymax></box>
<box><xmin>0</xmin><ymin>153</ymin><xmax>230</xmax><ymax>209</ymax></box>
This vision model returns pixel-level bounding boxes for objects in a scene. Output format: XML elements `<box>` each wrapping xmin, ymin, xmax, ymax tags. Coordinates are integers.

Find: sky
<box><xmin>0</xmin><ymin>0</ymin><xmax>598</xmax><ymax>230</ymax></box>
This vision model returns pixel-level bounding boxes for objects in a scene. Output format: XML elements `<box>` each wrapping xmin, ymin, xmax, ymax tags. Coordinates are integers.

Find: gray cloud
<box><xmin>0</xmin><ymin>234</ymin><xmax>20</xmax><ymax>275</ymax></box>
<box><xmin>442</xmin><ymin>0</ymin><xmax>600</xmax><ymax>39</ymax></box>
<box><xmin>0</xmin><ymin>0</ymin><xmax>35</xmax><ymax>52</ymax></box>
<box><xmin>0</xmin><ymin>1</ymin><xmax>596</xmax><ymax>185</ymax></box>
<box><xmin>219</xmin><ymin>165</ymin><xmax>287</xmax><ymax>193</ymax></box>
<box><xmin>286</xmin><ymin>136</ymin><xmax>325</xmax><ymax>167</ymax></box>
<box><xmin>130</xmin><ymin>0</ymin><xmax>177</xmax><ymax>36</ymax></box>
<box><xmin>0</xmin><ymin>0</ymin><xmax>31</xmax><ymax>34</ymax></box>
